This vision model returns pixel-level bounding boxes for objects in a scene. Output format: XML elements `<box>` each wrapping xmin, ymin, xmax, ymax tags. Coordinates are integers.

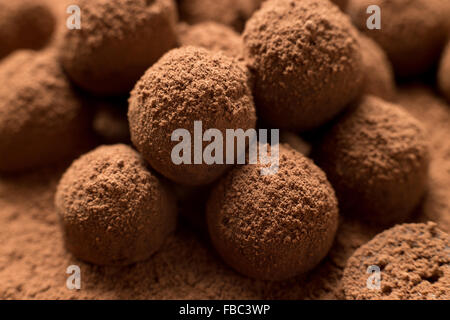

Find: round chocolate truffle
<box><xmin>0</xmin><ymin>0</ymin><xmax>55</xmax><ymax>60</ymax></box>
<box><xmin>206</xmin><ymin>144</ymin><xmax>339</xmax><ymax>280</ymax></box>
<box><xmin>343</xmin><ymin>222</ymin><xmax>450</xmax><ymax>300</ymax></box>
<box><xmin>177</xmin><ymin>0</ymin><xmax>264</xmax><ymax>32</ymax></box>
<box><xmin>359</xmin><ymin>34</ymin><xmax>396</xmax><ymax>101</ymax></box>
<box><xmin>0</xmin><ymin>50</ymin><xmax>93</xmax><ymax>173</ymax></box>
<box><xmin>438</xmin><ymin>41</ymin><xmax>450</xmax><ymax>103</ymax></box>
<box><xmin>177</xmin><ymin>22</ymin><xmax>243</xmax><ymax>58</ymax></box>
<box><xmin>346</xmin><ymin>0</ymin><xmax>447</xmax><ymax>76</ymax></box>
<box><xmin>60</xmin><ymin>0</ymin><xmax>178</xmax><ymax>95</ymax></box>
<box><xmin>314</xmin><ymin>95</ymin><xmax>429</xmax><ymax>225</ymax></box>
<box><xmin>243</xmin><ymin>0</ymin><xmax>364</xmax><ymax>131</ymax></box>
<box><xmin>128</xmin><ymin>46</ymin><xmax>257</xmax><ymax>186</ymax></box>
<box><xmin>55</xmin><ymin>144</ymin><xmax>177</xmax><ymax>266</ymax></box>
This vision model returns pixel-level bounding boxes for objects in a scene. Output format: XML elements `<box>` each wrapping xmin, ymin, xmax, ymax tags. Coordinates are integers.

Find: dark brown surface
<box><xmin>438</xmin><ymin>41</ymin><xmax>450</xmax><ymax>103</ymax></box>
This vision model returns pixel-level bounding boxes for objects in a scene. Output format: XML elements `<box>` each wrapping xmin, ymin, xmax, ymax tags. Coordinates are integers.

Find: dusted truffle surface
<box><xmin>177</xmin><ymin>22</ymin><xmax>243</xmax><ymax>58</ymax></box>
<box><xmin>243</xmin><ymin>0</ymin><xmax>364</xmax><ymax>131</ymax></box>
<box><xmin>438</xmin><ymin>42</ymin><xmax>450</xmax><ymax>103</ymax></box>
<box><xmin>55</xmin><ymin>144</ymin><xmax>177</xmax><ymax>266</ymax></box>
<box><xmin>343</xmin><ymin>223</ymin><xmax>450</xmax><ymax>300</ymax></box>
<box><xmin>128</xmin><ymin>46</ymin><xmax>257</xmax><ymax>186</ymax></box>
<box><xmin>314</xmin><ymin>96</ymin><xmax>429</xmax><ymax>225</ymax></box>
<box><xmin>206</xmin><ymin>144</ymin><xmax>339</xmax><ymax>280</ymax></box>
<box><xmin>0</xmin><ymin>50</ymin><xmax>93</xmax><ymax>173</ymax></box>
<box><xmin>359</xmin><ymin>34</ymin><xmax>396</xmax><ymax>101</ymax></box>
<box><xmin>347</xmin><ymin>0</ymin><xmax>447</xmax><ymax>77</ymax></box>
<box><xmin>177</xmin><ymin>0</ymin><xmax>264</xmax><ymax>32</ymax></box>
<box><xmin>0</xmin><ymin>0</ymin><xmax>55</xmax><ymax>60</ymax></box>
<box><xmin>60</xmin><ymin>0</ymin><xmax>177</xmax><ymax>95</ymax></box>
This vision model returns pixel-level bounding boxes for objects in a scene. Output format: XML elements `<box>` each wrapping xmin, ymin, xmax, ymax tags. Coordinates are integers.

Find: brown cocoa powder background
<box><xmin>0</xmin><ymin>84</ymin><xmax>448</xmax><ymax>299</ymax></box>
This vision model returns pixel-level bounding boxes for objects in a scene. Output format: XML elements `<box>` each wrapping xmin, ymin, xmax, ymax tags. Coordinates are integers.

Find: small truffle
<box><xmin>347</xmin><ymin>0</ymin><xmax>447</xmax><ymax>76</ymax></box>
<box><xmin>438</xmin><ymin>42</ymin><xmax>450</xmax><ymax>103</ymax></box>
<box><xmin>55</xmin><ymin>144</ymin><xmax>177</xmax><ymax>266</ymax></box>
<box><xmin>314</xmin><ymin>96</ymin><xmax>429</xmax><ymax>225</ymax></box>
<box><xmin>177</xmin><ymin>22</ymin><xmax>243</xmax><ymax>58</ymax></box>
<box><xmin>0</xmin><ymin>0</ymin><xmax>55</xmax><ymax>60</ymax></box>
<box><xmin>60</xmin><ymin>0</ymin><xmax>178</xmax><ymax>95</ymax></box>
<box><xmin>128</xmin><ymin>46</ymin><xmax>257</xmax><ymax>186</ymax></box>
<box><xmin>0</xmin><ymin>50</ymin><xmax>93</xmax><ymax>173</ymax></box>
<box><xmin>359</xmin><ymin>34</ymin><xmax>396</xmax><ymax>101</ymax></box>
<box><xmin>177</xmin><ymin>0</ymin><xmax>264</xmax><ymax>32</ymax></box>
<box><xmin>243</xmin><ymin>0</ymin><xmax>364</xmax><ymax>131</ymax></box>
<box><xmin>206</xmin><ymin>144</ymin><xmax>339</xmax><ymax>281</ymax></box>
<box><xmin>343</xmin><ymin>222</ymin><xmax>450</xmax><ymax>300</ymax></box>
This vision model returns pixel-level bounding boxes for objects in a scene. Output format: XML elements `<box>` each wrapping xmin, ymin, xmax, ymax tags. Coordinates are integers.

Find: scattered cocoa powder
<box><xmin>243</xmin><ymin>0</ymin><xmax>364</xmax><ymax>131</ymax></box>
<box><xmin>343</xmin><ymin>222</ymin><xmax>450</xmax><ymax>300</ymax></box>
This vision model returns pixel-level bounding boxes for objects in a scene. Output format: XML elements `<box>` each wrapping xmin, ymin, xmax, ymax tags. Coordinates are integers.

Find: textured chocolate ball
<box><xmin>0</xmin><ymin>50</ymin><xmax>93</xmax><ymax>173</ymax></box>
<box><xmin>343</xmin><ymin>223</ymin><xmax>450</xmax><ymax>300</ymax></box>
<box><xmin>128</xmin><ymin>46</ymin><xmax>257</xmax><ymax>186</ymax></box>
<box><xmin>347</xmin><ymin>0</ymin><xmax>447</xmax><ymax>76</ymax></box>
<box><xmin>55</xmin><ymin>144</ymin><xmax>177</xmax><ymax>266</ymax></box>
<box><xmin>314</xmin><ymin>96</ymin><xmax>429</xmax><ymax>225</ymax></box>
<box><xmin>60</xmin><ymin>0</ymin><xmax>177</xmax><ymax>95</ymax></box>
<box><xmin>438</xmin><ymin>42</ymin><xmax>450</xmax><ymax>103</ymax></box>
<box><xmin>359</xmin><ymin>34</ymin><xmax>396</xmax><ymax>101</ymax></box>
<box><xmin>0</xmin><ymin>0</ymin><xmax>55</xmax><ymax>60</ymax></box>
<box><xmin>243</xmin><ymin>0</ymin><xmax>364</xmax><ymax>131</ymax></box>
<box><xmin>177</xmin><ymin>22</ymin><xmax>243</xmax><ymax>58</ymax></box>
<box><xmin>206</xmin><ymin>144</ymin><xmax>339</xmax><ymax>280</ymax></box>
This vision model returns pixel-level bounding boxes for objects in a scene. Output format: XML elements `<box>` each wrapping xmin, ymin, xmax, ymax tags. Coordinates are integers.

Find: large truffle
<box><xmin>177</xmin><ymin>22</ymin><xmax>243</xmax><ymax>58</ymax></box>
<box><xmin>359</xmin><ymin>34</ymin><xmax>396</xmax><ymax>101</ymax></box>
<box><xmin>177</xmin><ymin>0</ymin><xmax>264</xmax><ymax>32</ymax></box>
<box><xmin>243</xmin><ymin>0</ymin><xmax>364</xmax><ymax>131</ymax></box>
<box><xmin>55</xmin><ymin>144</ymin><xmax>177</xmax><ymax>266</ymax></box>
<box><xmin>314</xmin><ymin>95</ymin><xmax>429</xmax><ymax>225</ymax></box>
<box><xmin>0</xmin><ymin>0</ymin><xmax>55</xmax><ymax>60</ymax></box>
<box><xmin>206</xmin><ymin>144</ymin><xmax>339</xmax><ymax>280</ymax></box>
<box><xmin>0</xmin><ymin>50</ymin><xmax>93</xmax><ymax>173</ymax></box>
<box><xmin>60</xmin><ymin>0</ymin><xmax>178</xmax><ymax>95</ymax></box>
<box><xmin>347</xmin><ymin>0</ymin><xmax>447</xmax><ymax>76</ymax></box>
<box><xmin>128</xmin><ymin>46</ymin><xmax>257</xmax><ymax>186</ymax></box>
<box><xmin>438</xmin><ymin>42</ymin><xmax>450</xmax><ymax>103</ymax></box>
<box><xmin>343</xmin><ymin>222</ymin><xmax>450</xmax><ymax>300</ymax></box>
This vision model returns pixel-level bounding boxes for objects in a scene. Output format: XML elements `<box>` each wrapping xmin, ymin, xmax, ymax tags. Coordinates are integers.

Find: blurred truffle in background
<box><xmin>438</xmin><ymin>42</ymin><xmax>450</xmax><ymax>103</ymax></box>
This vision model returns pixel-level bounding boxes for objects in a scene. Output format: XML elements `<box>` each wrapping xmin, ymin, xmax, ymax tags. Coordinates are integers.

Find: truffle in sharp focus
<box><xmin>206</xmin><ymin>144</ymin><xmax>339</xmax><ymax>281</ymax></box>
<box><xmin>243</xmin><ymin>0</ymin><xmax>364</xmax><ymax>131</ymax></box>
<box><xmin>55</xmin><ymin>144</ymin><xmax>177</xmax><ymax>266</ymax></box>
<box><xmin>60</xmin><ymin>0</ymin><xmax>178</xmax><ymax>95</ymax></box>
<box><xmin>128</xmin><ymin>46</ymin><xmax>257</xmax><ymax>186</ymax></box>
<box><xmin>314</xmin><ymin>95</ymin><xmax>429</xmax><ymax>225</ymax></box>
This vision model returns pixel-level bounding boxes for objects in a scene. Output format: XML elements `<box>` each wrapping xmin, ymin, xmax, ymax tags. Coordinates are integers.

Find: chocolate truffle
<box><xmin>206</xmin><ymin>144</ymin><xmax>339</xmax><ymax>281</ymax></box>
<box><xmin>314</xmin><ymin>95</ymin><xmax>429</xmax><ymax>225</ymax></box>
<box><xmin>60</xmin><ymin>0</ymin><xmax>178</xmax><ymax>95</ymax></box>
<box><xmin>0</xmin><ymin>50</ymin><xmax>93</xmax><ymax>173</ymax></box>
<box><xmin>243</xmin><ymin>0</ymin><xmax>364</xmax><ymax>131</ymax></box>
<box><xmin>55</xmin><ymin>144</ymin><xmax>177</xmax><ymax>266</ymax></box>
<box><xmin>177</xmin><ymin>22</ymin><xmax>243</xmax><ymax>58</ymax></box>
<box><xmin>359</xmin><ymin>34</ymin><xmax>396</xmax><ymax>101</ymax></box>
<box><xmin>438</xmin><ymin>42</ymin><xmax>450</xmax><ymax>103</ymax></box>
<box><xmin>343</xmin><ymin>222</ymin><xmax>450</xmax><ymax>300</ymax></box>
<box><xmin>177</xmin><ymin>0</ymin><xmax>264</xmax><ymax>32</ymax></box>
<box><xmin>346</xmin><ymin>0</ymin><xmax>447</xmax><ymax>76</ymax></box>
<box><xmin>128</xmin><ymin>46</ymin><xmax>257</xmax><ymax>186</ymax></box>
<box><xmin>0</xmin><ymin>0</ymin><xmax>55</xmax><ymax>60</ymax></box>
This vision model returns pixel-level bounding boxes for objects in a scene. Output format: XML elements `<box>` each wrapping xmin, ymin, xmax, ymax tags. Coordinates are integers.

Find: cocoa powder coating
<box><xmin>314</xmin><ymin>95</ymin><xmax>429</xmax><ymax>225</ymax></box>
<box><xmin>343</xmin><ymin>222</ymin><xmax>450</xmax><ymax>300</ymax></box>
<box><xmin>55</xmin><ymin>144</ymin><xmax>177</xmax><ymax>266</ymax></box>
<box><xmin>243</xmin><ymin>0</ymin><xmax>364</xmax><ymax>131</ymax></box>
<box><xmin>60</xmin><ymin>0</ymin><xmax>178</xmax><ymax>95</ymax></box>
<box><xmin>0</xmin><ymin>50</ymin><xmax>93</xmax><ymax>173</ymax></box>
<box><xmin>128</xmin><ymin>46</ymin><xmax>257</xmax><ymax>186</ymax></box>
<box><xmin>206</xmin><ymin>144</ymin><xmax>339</xmax><ymax>281</ymax></box>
